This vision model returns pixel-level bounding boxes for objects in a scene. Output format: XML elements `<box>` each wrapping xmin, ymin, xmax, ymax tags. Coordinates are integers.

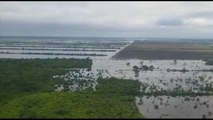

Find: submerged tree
<box><xmin>133</xmin><ymin>65</ymin><xmax>140</xmax><ymax>77</ymax></box>
<box><xmin>126</xmin><ymin>62</ymin><xmax>130</xmax><ymax>66</ymax></box>
<box><xmin>173</xmin><ymin>59</ymin><xmax>177</xmax><ymax>65</ymax></box>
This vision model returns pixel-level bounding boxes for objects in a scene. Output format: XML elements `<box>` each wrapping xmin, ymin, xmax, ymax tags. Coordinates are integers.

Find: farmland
<box><xmin>112</xmin><ymin>40</ymin><xmax>213</xmax><ymax>60</ymax></box>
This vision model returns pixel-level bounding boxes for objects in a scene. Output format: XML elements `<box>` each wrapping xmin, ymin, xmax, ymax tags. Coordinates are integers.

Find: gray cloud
<box><xmin>0</xmin><ymin>2</ymin><xmax>213</xmax><ymax>38</ymax></box>
<box><xmin>188</xmin><ymin>11</ymin><xmax>213</xmax><ymax>18</ymax></box>
<box><xmin>1</xmin><ymin>20</ymin><xmax>212</xmax><ymax>39</ymax></box>
<box><xmin>0</xmin><ymin>20</ymin><xmax>129</xmax><ymax>37</ymax></box>
<box><xmin>157</xmin><ymin>18</ymin><xmax>184</xmax><ymax>26</ymax></box>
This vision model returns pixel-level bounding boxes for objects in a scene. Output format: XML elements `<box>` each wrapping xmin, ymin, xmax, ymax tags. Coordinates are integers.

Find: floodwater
<box><xmin>0</xmin><ymin>37</ymin><xmax>131</xmax><ymax>59</ymax></box>
<box><xmin>136</xmin><ymin>96</ymin><xmax>213</xmax><ymax>118</ymax></box>
<box><xmin>91</xmin><ymin>59</ymin><xmax>213</xmax><ymax>92</ymax></box>
<box><xmin>1</xmin><ymin>37</ymin><xmax>213</xmax><ymax>118</ymax></box>
<box><xmin>53</xmin><ymin>59</ymin><xmax>213</xmax><ymax>118</ymax></box>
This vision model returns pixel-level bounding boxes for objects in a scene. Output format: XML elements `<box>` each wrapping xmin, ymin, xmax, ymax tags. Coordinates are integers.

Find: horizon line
<box><xmin>0</xmin><ymin>35</ymin><xmax>212</xmax><ymax>40</ymax></box>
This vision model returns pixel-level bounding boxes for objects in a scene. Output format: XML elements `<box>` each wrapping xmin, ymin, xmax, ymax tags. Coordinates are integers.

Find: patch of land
<box><xmin>112</xmin><ymin>40</ymin><xmax>213</xmax><ymax>60</ymax></box>
<box><xmin>0</xmin><ymin>58</ymin><xmax>143</xmax><ymax>118</ymax></box>
<box><xmin>0</xmin><ymin>58</ymin><xmax>92</xmax><ymax>104</ymax></box>
<box><xmin>0</xmin><ymin>77</ymin><xmax>143</xmax><ymax>118</ymax></box>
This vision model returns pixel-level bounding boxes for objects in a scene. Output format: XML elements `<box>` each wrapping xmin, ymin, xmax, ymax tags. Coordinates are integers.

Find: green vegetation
<box><xmin>133</xmin><ymin>65</ymin><xmax>154</xmax><ymax>72</ymax></box>
<box><xmin>0</xmin><ymin>77</ymin><xmax>143</xmax><ymax>118</ymax></box>
<box><xmin>140</xmin><ymin>82</ymin><xmax>213</xmax><ymax>97</ymax></box>
<box><xmin>167</xmin><ymin>68</ymin><xmax>189</xmax><ymax>73</ymax></box>
<box><xmin>141</xmin><ymin>65</ymin><xmax>154</xmax><ymax>71</ymax></box>
<box><xmin>96</xmin><ymin>77</ymin><xmax>142</xmax><ymax>97</ymax></box>
<box><xmin>0</xmin><ymin>51</ymin><xmax>107</xmax><ymax>56</ymax></box>
<box><xmin>0</xmin><ymin>58</ymin><xmax>92</xmax><ymax>103</ymax></box>
<box><xmin>0</xmin><ymin>58</ymin><xmax>143</xmax><ymax>118</ymax></box>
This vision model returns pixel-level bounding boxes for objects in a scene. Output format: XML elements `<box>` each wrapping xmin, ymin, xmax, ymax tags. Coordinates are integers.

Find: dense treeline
<box><xmin>95</xmin><ymin>77</ymin><xmax>142</xmax><ymax>97</ymax></box>
<box><xmin>0</xmin><ymin>58</ymin><xmax>143</xmax><ymax>118</ymax></box>
<box><xmin>0</xmin><ymin>58</ymin><xmax>92</xmax><ymax>103</ymax></box>
<box><xmin>0</xmin><ymin>78</ymin><xmax>143</xmax><ymax>118</ymax></box>
<box><xmin>0</xmin><ymin>52</ymin><xmax>107</xmax><ymax>56</ymax></box>
<box><xmin>0</xmin><ymin>47</ymin><xmax>116</xmax><ymax>52</ymax></box>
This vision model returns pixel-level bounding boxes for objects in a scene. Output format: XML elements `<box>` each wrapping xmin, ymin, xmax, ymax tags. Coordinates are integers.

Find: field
<box><xmin>112</xmin><ymin>40</ymin><xmax>213</xmax><ymax>60</ymax></box>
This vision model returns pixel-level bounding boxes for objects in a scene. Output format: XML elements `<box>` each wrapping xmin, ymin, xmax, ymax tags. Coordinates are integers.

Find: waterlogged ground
<box><xmin>0</xmin><ymin>36</ymin><xmax>131</xmax><ymax>59</ymax></box>
<box><xmin>54</xmin><ymin>59</ymin><xmax>213</xmax><ymax>118</ymax></box>
<box><xmin>136</xmin><ymin>96</ymin><xmax>213</xmax><ymax>118</ymax></box>
<box><xmin>1</xmin><ymin>37</ymin><xmax>213</xmax><ymax>118</ymax></box>
<box><xmin>92</xmin><ymin>59</ymin><xmax>213</xmax><ymax>92</ymax></box>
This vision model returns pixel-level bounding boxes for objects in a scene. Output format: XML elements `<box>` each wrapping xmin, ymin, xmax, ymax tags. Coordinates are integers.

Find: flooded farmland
<box><xmin>53</xmin><ymin>59</ymin><xmax>213</xmax><ymax>118</ymax></box>
<box><xmin>0</xmin><ymin>36</ymin><xmax>131</xmax><ymax>59</ymax></box>
<box><xmin>136</xmin><ymin>96</ymin><xmax>213</xmax><ymax>118</ymax></box>
<box><xmin>0</xmin><ymin>36</ymin><xmax>213</xmax><ymax>118</ymax></box>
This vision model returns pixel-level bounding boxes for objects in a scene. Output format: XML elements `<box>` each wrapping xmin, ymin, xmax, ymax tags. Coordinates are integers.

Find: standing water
<box><xmin>1</xmin><ymin>36</ymin><xmax>213</xmax><ymax>118</ymax></box>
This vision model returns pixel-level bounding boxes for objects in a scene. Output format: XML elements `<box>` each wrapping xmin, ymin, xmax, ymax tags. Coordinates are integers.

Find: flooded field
<box><xmin>136</xmin><ymin>96</ymin><xmax>213</xmax><ymax>118</ymax></box>
<box><xmin>1</xmin><ymin>36</ymin><xmax>213</xmax><ymax>118</ymax></box>
<box><xmin>53</xmin><ymin>59</ymin><xmax>213</xmax><ymax>118</ymax></box>
<box><xmin>0</xmin><ymin>36</ymin><xmax>131</xmax><ymax>59</ymax></box>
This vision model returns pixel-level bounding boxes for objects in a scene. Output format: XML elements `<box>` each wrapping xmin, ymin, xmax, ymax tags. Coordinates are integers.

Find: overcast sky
<box><xmin>0</xmin><ymin>1</ymin><xmax>213</xmax><ymax>38</ymax></box>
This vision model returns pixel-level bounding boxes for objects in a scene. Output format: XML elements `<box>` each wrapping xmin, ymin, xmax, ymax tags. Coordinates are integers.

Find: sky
<box><xmin>0</xmin><ymin>1</ymin><xmax>213</xmax><ymax>38</ymax></box>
